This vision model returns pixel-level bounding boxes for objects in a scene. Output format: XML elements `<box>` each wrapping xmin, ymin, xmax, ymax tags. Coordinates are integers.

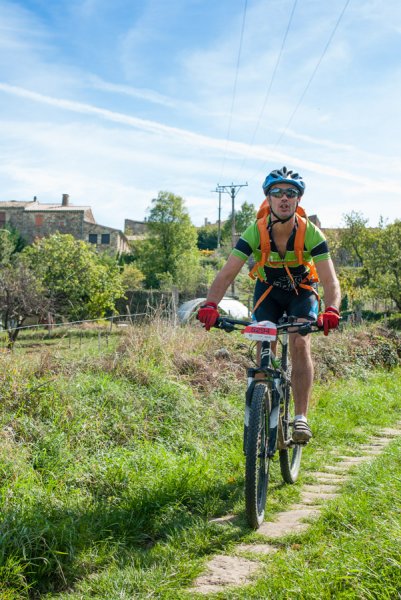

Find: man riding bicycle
<box><xmin>197</xmin><ymin>166</ymin><xmax>341</xmax><ymax>444</ymax></box>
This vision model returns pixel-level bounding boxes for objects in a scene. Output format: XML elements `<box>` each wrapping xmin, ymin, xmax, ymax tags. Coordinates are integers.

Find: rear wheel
<box><xmin>279</xmin><ymin>385</ymin><xmax>302</xmax><ymax>483</ymax></box>
<box><xmin>245</xmin><ymin>383</ymin><xmax>271</xmax><ymax>529</ymax></box>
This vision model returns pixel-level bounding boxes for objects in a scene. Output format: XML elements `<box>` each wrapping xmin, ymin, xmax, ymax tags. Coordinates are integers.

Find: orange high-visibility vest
<box><xmin>249</xmin><ymin>201</ymin><xmax>320</xmax><ymax>313</ymax></box>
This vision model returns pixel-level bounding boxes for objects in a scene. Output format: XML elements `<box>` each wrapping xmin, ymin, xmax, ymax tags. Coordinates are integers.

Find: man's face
<box><xmin>267</xmin><ymin>183</ymin><xmax>300</xmax><ymax>220</ymax></box>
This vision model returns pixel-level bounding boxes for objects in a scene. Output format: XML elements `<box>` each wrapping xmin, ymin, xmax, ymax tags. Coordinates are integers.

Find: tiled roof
<box><xmin>25</xmin><ymin>203</ymin><xmax>91</xmax><ymax>212</ymax></box>
<box><xmin>0</xmin><ymin>201</ymin><xmax>33</xmax><ymax>208</ymax></box>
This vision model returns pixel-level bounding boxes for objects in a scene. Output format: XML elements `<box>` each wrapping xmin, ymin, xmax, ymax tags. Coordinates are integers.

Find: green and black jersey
<box><xmin>231</xmin><ymin>217</ymin><xmax>330</xmax><ymax>292</ymax></box>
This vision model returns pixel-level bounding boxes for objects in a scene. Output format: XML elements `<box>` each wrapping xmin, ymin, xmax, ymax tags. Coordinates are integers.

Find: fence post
<box><xmin>171</xmin><ymin>286</ymin><xmax>179</xmax><ymax>325</ymax></box>
<box><xmin>126</xmin><ymin>305</ymin><xmax>133</xmax><ymax>326</ymax></box>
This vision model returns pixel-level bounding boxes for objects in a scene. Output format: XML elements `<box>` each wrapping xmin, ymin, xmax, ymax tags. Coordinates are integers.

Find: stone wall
<box><xmin>2</xmin><ymin>207</ymin><xmax>26</xmax><ymax>237</ymax></box>
<box><xmin>26</xmin><ymin>211</ymin><xmax>84</xmax><ymax>243</ymax></box>
<box><xmin>124</xmin><ymin>219</ymin><xmax>148</xmax><ymax>235</ymax></box>
<box><xmin>1</xmin><ymin>204</ymin><xmax>129</xmax><ymax>254</ymax></box>
<box><xmin>3</xmin><ymin>207</ymin><xmax>84</xmax><ymax>243</ymax></box>
<box><xmin>82</xmin><ymin>221</ymin><xmax>130</xmax><ymax>254</ymax></box>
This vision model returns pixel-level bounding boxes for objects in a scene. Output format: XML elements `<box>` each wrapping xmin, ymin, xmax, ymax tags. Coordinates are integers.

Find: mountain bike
<box><xmin>214</xmin><ymin>316</ymin><xmax>321</xmax><ymax>529</ymax></box>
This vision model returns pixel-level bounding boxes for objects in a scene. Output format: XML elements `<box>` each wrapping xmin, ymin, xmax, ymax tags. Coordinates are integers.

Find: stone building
<box><xmin>124</xmin><ymin>219</ymin><xmax>148</xmax><ymax>236</ymax></box>
<box><xmin>0</xmin><ymin>194</ymin><xmax>130</xmax><ymax>254</ymax></box>
<box><xmin>308</xmin><ymin>214</ymin><xmax>321</xmax><ymax>228</ymax></box>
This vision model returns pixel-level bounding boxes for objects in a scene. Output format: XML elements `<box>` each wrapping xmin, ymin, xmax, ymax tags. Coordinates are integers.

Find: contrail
<box><xmin>1</xmin><ymin>82</ymin><xmax>401</xmax><ymax>193</ymax></box>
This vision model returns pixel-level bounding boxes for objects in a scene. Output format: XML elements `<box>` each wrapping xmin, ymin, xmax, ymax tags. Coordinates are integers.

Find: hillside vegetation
<box><xmin>0</xmin><ymin>321</ymin><xmax>400</xmax><ymax>598</ymax></box>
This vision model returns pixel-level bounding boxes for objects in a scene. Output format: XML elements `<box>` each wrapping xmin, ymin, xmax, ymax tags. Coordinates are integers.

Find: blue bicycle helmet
<box><xmin>262</xmin><ymin>166</ymin><xmax>305</xmax><ymax>196</ymax></box>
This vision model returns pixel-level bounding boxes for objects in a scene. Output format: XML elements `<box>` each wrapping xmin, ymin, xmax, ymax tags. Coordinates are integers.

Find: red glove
<box><xmin>197</xmin><ymin>302</ymin><xmax>219</xmax><ymax>331</ymax></box>
<box><xmin>317</xmin><ymin>306</ymin><xmax>340</xmax><ymax>336</ymax></box>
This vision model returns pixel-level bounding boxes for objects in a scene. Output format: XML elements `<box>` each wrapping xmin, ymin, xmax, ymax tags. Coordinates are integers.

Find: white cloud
<box><xmin>0</xmin><ymin>0</ymin><xmax>401</xmax><ymax>232</ymax></box>
<box><xmin>2</xmin><ymin>82</ymin><xmax>401</xmax><ymax>196</ymax></box>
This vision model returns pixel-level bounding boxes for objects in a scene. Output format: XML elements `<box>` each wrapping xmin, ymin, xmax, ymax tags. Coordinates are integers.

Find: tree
<box><xmin>222</xmin><ymin>201</ymin><xmax>256</xmax><ymax>241</ymax></box>
<box><xmin>0</xmin><ymin>260</ymin><xmax>50</xmax><ymax>348</ymax></box>
<box><xmin>23</xmin><ymin>233</ymin><xmax>125</xmax><ymax>320</ymax></box>
<box><xmin>0</xmin><ymin>229</ymin><xmax>15</xmax><ymax>265</ymax></box>
<box><xmin>0</xmin><ymin>226</ymin><xmax>26</xmax><ymax>265</ymax></box>
<box><xmin>121</xmin><ymin>264</ymin><xmax>145</xmax><ymax>290</ymax></box>
<box><xmin>138</xmin><ymin>191</ymin><xmax>200</xmax><ymax>292</ymax></box>
<box><xmin>340</xmin><ymin>212</ymin><xmax>378</xmax><ymax>272</ymax></box>
<box><xmin>197</xmin><ymin>224</ymin><xmax>219</xmax><ymax>250</ymax></box>
<box><xmin>339</xmin><ymin>213</ymin><xmax>401</xmax><ymax>312</ymax></box>
<box><xmin>338</xmin><ymin>212</ymin><xmax>376</xmax><ymax>311</ymax></box>
<box><xmin>365</xmin><ymin>220</ymin><xmax>401</xmax><ymax>311</ymax></box>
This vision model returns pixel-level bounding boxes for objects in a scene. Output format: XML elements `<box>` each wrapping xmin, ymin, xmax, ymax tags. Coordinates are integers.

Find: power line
<box><xmin>272</xmin><ymin>0</ymin><xmax>351</xmax><ymax>152</ymax></box>
<box><xmin>219</xmin><ymin>0</ymin><xmax>248</xmax><ymax>180</ymax></box>
<box><xmin>250</xmin><ymin>0</ymin><xmax>351</xmax><ymax>184</ymax></box>
<box><xmin>238</xmin><ymin>0</ymin><xmax>299</xmax><ymax>176</ymax></box>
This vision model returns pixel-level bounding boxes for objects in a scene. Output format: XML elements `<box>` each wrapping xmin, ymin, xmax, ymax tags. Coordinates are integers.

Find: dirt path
<box><xmin>190</xmin><ymin>426</ymin><xmax>401</xmax><ymax>595</ymax></box>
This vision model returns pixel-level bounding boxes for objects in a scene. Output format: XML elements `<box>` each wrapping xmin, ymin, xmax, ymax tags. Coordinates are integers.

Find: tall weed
<box><xmin>0</xmin><ymin>320</ymin><xmax>399</xmax><ymax>597</ymax></box>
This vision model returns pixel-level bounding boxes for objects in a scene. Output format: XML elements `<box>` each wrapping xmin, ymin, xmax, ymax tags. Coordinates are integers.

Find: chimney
<box><xmin>62</xmin><ymin>193</ymin><xmax>69</xmax><ymax>207</ymax></box>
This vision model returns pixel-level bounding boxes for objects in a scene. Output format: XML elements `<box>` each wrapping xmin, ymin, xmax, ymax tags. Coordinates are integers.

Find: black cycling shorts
<box><xmin>253</xmin><ymin>279</ymin><xmax>319</xmax><ymax>324</ymax></box>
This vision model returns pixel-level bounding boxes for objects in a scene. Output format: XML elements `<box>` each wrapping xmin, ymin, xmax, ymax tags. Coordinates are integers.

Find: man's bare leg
<box><xmin>254</xmin><ymin>332</ymin><xmax>313</xmax><ymax>441</ymax></box>
<box><xmin>289</xmin><ymin>332</ymin><xmax>313</xmax><ymax>416</ymax></box>
<box><xmin>289</xmin><ymin>331</ymin><xmax>314</xmax><ymax>442</ymax></box>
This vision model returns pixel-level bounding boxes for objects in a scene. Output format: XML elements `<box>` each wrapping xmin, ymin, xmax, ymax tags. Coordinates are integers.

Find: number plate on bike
<box><xmin>242</xmin><ymin>320</ymin><xmax>277</xmax><ymax>342</ymax></box>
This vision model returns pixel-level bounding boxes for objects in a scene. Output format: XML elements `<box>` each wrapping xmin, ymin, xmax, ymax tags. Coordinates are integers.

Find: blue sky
<box><xmin>0</xmin><ymin>0</ymin><xmax>400</xmax><ymax>232</ymax></box>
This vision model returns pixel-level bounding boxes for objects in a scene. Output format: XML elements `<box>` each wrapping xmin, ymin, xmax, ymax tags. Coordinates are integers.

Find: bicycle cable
<box><xmin>248</xmin><ymin>341</ymin><xmax>258</xmax><ymax>367</ymax></box>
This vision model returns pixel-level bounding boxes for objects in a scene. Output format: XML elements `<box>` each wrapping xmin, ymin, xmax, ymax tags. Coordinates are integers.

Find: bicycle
<box><xmin>214</xmin><ymin>315</ymin><xmax>321</xmax><ymax>529</ymax></box>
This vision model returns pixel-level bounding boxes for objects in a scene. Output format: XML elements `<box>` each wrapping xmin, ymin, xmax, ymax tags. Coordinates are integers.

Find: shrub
<box><xmin>386</xmin><ymin>313</ymin><xmax>401</xmax><ymax>331</ymax></box>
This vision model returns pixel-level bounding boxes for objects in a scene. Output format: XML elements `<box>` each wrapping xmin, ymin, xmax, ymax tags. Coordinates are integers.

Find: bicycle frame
<box><xmin>213</xmin><ymin>315</ymin><xmax>322</xmax><ymax>528</ymax></box>
<box><xmin>246</xmin><ymin>335</ymin><xmax>290</xmax><ymax>459</ymax></box>
<box><xmin>216</xmin><ymin>316</ymin><xmax>319</xmax><ymax>457</ymax></box>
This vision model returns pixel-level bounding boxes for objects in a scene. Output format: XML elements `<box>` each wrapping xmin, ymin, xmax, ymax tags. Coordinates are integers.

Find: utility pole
<box><xmin>216</xmin><ymin>182</ymin><xmax>248</xmax><ymax>296</ymax></box>
<box><xmin>211</xmin><ymin>187</ymin><xmax>223</xmax><ymax>248</ymax></box>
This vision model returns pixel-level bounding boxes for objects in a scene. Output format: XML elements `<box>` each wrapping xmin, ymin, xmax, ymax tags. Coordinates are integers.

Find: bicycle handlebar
<box><xmin>214</xmin><ymin>316</ymin><xmax>322</xmax><ymax>336</ymax></box>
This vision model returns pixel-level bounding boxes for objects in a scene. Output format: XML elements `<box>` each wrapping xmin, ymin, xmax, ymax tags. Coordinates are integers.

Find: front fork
<box><xmin>243</xmin><ymin>341</ymin><xmax>279</xmax><ymax>457</ymax></box>
<box><xmin>243</xmin><ymin>338</ymin><xmax>292</xmax><ymax>457</ymax></box>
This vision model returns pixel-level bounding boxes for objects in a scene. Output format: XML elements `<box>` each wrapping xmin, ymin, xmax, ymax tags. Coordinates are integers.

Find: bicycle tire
<box><xmin>245</xmin><ymin>382</ymin><xmax>271</xmax><ymax>529</ymax></box>
<box><xmin>279</xmin><ymin>384</ymin><xmax>302</xmax><ymax>483</ymax></box>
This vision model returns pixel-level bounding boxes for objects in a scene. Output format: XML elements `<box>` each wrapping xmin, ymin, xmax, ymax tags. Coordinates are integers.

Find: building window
<box><xmin>35</xmin><ymin>215</ymin><xmax>44</xmax><ymax>227</ymax></box>
<box><xmin>0</xmin><ymin>212</ymin><xmax>5</xmax><ymax>227</ymax></box>
<box><xmin>88</xmin><ymin>234</ymin><xmax>98</xmax><ymax>244</ymax></box>
<box><xmin>101</xmin><ymin>233</ymin><xmax>110</xmax><ymax>244</ymax></box>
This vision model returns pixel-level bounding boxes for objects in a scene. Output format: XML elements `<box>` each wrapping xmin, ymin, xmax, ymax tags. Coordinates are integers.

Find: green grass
<box><xmin>0</xmin><ymin>322</ymin><xmax>400</xmax><ymax>599</ymax></box>
<box><xmin>0</xmin><ymin>324</ymin><xmax>124</xmax><ymax>356</ymax></box>
<box><xmin>209</xmin><ymin>439</ymin><xmax>401</xmax><ymax>600</ymax></box>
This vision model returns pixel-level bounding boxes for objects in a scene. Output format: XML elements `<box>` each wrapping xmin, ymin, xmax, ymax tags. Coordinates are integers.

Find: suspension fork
<box><xmin>270</xmin><ymin>331</ymin><xmax>291</xmax><ymax>452</ymax></box>
<box><xmin>244</xmin><ymin>340</ymin><xmax>272</xmax><ymax>455</ymax></box>
<box><xmin>257</xmin><ymin>341</ymin><xmax>280</xmax><ymax>458</ymax></box>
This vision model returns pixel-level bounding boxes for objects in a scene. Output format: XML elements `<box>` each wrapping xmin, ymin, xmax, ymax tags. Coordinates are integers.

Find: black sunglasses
<box><xmin>269</xmin><ymin>187</ymin><xmax>300</xmax><ymax>199</ymax></box>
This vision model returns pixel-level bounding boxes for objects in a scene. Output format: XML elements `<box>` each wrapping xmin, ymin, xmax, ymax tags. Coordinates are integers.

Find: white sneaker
<box><xmin>292</xmin><ymin>420</ymin><xmax>312</xmax><ymax>443</ymax></box>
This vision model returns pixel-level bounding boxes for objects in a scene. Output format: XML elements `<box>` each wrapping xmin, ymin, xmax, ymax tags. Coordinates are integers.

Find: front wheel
<box><xmin>279</xmin><ymin>385</ymin><xmax>302</xmax><ymax>483</ymax></box>
<box><xmin>245</xmin><ymin>383</ymin><xmax>271</xmax><ymax>529</ymax></box>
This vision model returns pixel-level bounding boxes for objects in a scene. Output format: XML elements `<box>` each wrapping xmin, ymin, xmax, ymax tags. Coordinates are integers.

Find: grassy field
<box><xmin>229</xmin><ymin>438</ymin><xmax>401</xmax><ymax>599</ymax></box>
<box><xmin>0</xmin><ymin>321</ymin><xmax>126</xmax><ymax>355</ymax></box>
<box><xmin>0</xmin><ymin>321</ymin><xmax>400</xmax><ymax>599</ymax></box>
